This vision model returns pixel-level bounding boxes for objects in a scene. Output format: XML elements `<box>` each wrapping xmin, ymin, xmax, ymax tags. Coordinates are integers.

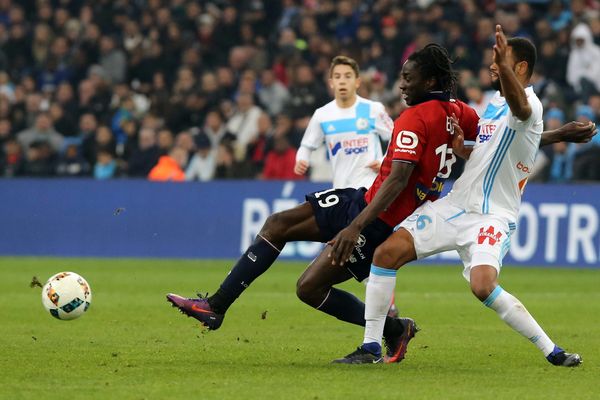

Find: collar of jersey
<box><xmin>412</xmin><ymin>91</ymin><xmax>451</xmax><ymax>105</ymax></box>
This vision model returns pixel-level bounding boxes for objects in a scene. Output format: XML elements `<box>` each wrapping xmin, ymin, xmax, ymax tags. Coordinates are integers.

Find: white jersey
<box><xmin>447</xmin><ymin>86</ymin><xmax>543</xmax><ymax>221</ymax></box>
<box><xmin>296</xmin><ymin>96</ymin><xmax>393</xmax><ymax>189</ymax></box>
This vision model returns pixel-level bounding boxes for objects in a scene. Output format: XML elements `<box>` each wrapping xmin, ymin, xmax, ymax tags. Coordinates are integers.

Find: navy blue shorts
<box><xmin>305</xmin><ymin>187</ymin><xmax>393</xmax><ymax>281</ymax></box>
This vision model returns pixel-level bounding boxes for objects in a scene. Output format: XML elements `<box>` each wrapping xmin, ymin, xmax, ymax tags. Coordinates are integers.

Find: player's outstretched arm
<box><xmin>328</xmin><ymin>161</ymin><xmax>414</xmax><ymax>265</ymax></box>
<box><xmin>494</xmin><ymin>25</ymin><xmax>531</xmax><ymax>122</ymax></box>
<box><xmin>540</xmin><ymin>121</ymin><xmax>597</xmax><ymax>147</ymax></box>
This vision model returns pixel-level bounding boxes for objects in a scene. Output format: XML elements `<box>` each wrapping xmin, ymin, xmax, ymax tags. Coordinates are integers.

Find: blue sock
<box><xmin>209</xmin><ymin>236</ymin><xmax>280</xmax><ymax>313</ymax></box>
<box><xmin>361</xmin><ymin>342</ymin><xmax>382</xmax><ymax>356</ymax></box>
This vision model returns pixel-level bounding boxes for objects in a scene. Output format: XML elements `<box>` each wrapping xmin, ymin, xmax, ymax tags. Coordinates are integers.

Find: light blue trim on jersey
<box><xmin>320</xmin><ymin>102</ymin><xmax>374</xmax><ymax>135</ymax></box>
<box><xmin>483</xmin><ymin>285</ymin><xmax>504</xmax><ymax>307</ymax></box>
<box><xmin>482</xmin><ymin>127</ymin><xmax>516</xmax><ymax>214</ymax></box>
<box><xmin>482</xmin><ymin>102</ymin><xmax>509</xmax><ymax>121</ymax></box>
<box><xmin>445</xmin><ymin>209</ymin><xmax>466</xmax><ymax>222</ymax></box>
<box><xmin>370</xmin><ymin>264</ymin><xmax>397</xmax><ymax>277</ymax></box>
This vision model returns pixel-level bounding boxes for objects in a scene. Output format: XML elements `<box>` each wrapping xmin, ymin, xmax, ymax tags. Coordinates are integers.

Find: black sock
<box><xmin>317</xmin><ymin>288</ymin><xmax>366</xmax><ymax>326</ymax></box>
<box><xmin>317</xmin><ymin>288</ymin><xmax>404</xmax><ymax>338</ymax></box>
<box><xmin>208</xmin><ymin>236</ymin><xmax>280</xmax><ymax>314</ymax></box>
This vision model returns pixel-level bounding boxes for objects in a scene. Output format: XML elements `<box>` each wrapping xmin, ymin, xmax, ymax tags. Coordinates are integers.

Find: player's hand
<box><xmin>450</xmin><ymin>113</ymin><xmax>473</xmax><ymax>159</ymax></box>
<box><xmin>366</xmin><ymin>160</ymin><xmax>381</xmax><ymax>173</ymax></box>
<box><xmin>557</xmin><ymin>121</ymin><xmax>597</xmax><ymax>143</ymax></box>
<box><xmin>327</xmin><ymin>224</ymin><xmax>361</xmax><ymax>266</ymax></box>
<box><xmin>294</xmin><ymin>160</ymin><xmax>309</xmax><ymax>175</ymax></box>
<box><xmin>493</xmin><ymin>25</ymin><xmax>509</xmax><ymax>66</ymax></box>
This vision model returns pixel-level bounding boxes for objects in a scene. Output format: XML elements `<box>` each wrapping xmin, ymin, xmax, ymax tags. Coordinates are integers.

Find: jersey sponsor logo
<box><xmin>516</xmin><ymin>161</ymin><xmax>531</xmax><ymax>174</ymax></box>
<box><xmin>430</xmin><ymin>177</ymin><xmax>445</xmax><ymax>195</ymax></box>
<box><xmin>396</xmin><ymin>131</ymin><xmax>419</xmax><ymax>149</ymax></box>
<box><xmin>477</xmin><ymin>124</ymin><xmax>496</xmax><ymax>143</ymax></box>
<box><xmin>329</xmin><ymin>138</ymin><xmax>369</xmax><ymax>157</ymax></box>
<box><xmin>394</xmin><ymin>148</ymin><xmax>417</xmax><ymax>156</ymax></box>
<box><xmin>477</xmin><ymin>226</ymin><xmax>503</xmax><ymax>245</ymax></box>
<box><xmin>330</xmin><ymin>142</ymin><xmax>342</xmax><ymax>156</ymax></box>
<box><xmin>415</xmin><ymin>182</ymin><xmax>429</xmax><ymax>202</ymax></box>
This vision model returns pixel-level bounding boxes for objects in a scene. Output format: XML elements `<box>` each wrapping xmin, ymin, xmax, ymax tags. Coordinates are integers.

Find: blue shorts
<box><xmin>305</xmin><ymin>187</ymin><xmax>393</xmax><ymax>281</ymax></box>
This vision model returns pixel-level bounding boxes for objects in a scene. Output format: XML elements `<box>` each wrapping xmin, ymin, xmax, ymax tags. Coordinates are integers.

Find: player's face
<box><xmin>489</xmin><ymin>46</ymin><xmax>522</xmax><ymax>91</ymax></box>
<box><xmin>398</xmin><ymin>60</ymin><xmax>431</xmax><ymax>106</ymax></box>
<box><xmin>329</xmin><ymin>64</ymin><xmax>360</xmax><ymax>101</ymax></box>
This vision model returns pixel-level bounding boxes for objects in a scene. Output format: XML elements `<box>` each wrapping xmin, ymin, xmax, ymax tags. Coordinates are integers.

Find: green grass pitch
<box><xmin>1</xmin><ymin>257</ymin><xmax>599</xmax><ymax>400</ymax></box>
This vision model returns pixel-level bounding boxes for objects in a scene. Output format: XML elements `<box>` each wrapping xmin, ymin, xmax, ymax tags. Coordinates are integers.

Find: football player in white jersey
<box><xmin>294</xmin><ymin>56</ymin><xmax>394</xmax><ymax>189</ymax></box>
<box><xmin>335</xmin><ymin>26</ymin><xmax>594</xmax><ymax>366</ymax></box>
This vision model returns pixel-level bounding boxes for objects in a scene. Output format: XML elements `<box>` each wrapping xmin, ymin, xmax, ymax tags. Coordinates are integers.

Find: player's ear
<box><xmin>515</xmin><ymin>61</ymin><xmax>528</xmax><ymax>77</ymax></box>
<box><xmin>355</xmin><ymin>76</ymin><xmax>361</xmax><ymax>88</ymax></box>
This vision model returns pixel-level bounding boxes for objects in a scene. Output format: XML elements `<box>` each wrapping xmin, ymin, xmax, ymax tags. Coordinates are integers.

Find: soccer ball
<box><xmin>42</xmin><ymin>272</ymin><xmax>92</xmax><ymax>320</ymax></box>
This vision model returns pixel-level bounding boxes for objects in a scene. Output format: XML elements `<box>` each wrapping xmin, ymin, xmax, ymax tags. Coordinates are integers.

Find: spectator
<box><xmin>258</xmin><ymin>69</ymin><xmax>289</xmax><ymax>116</ymax></box>
<box><xmin>284</xmin><ymin>64</ymin><xmax>329</xmax><ymax>119</ymax></box>
<box><xmin>214</xmin><ymin>141</ymin><xmax>249</xmax><ymax>179</ymax></box>
<box><xmin>148</xmin><ymin>146</ymin><xmax>187</xmax><ymax>182</ymax></box>
<box><xmin>262</xmin><ymin>136</ymin><xmax>303</xmax><ymax>181</ymax></box>
<box><xmin>128</xmin><ymin>127</ymin><xmax>159</xmax><ymax>177</ymax></box>
<box><xmin>23</xmin><ymin>140</ymin><xmax>57</xmax><ymax>177</ymax></box>
<box><xmin>56</xmin><ymin>139</ymin><xmax>90</xmax><ymax>177</ymax></box>
<box><xmin>99</xmin><ymin>36</ymin><xmax>126</xmax><ymax>84</ymax></box>
<box><xmin>94</xmin><ymin>148</ymin><xmax>118</xmax><ymax>180</ymax></box>
<box><xmin>226</xmin><ymin>92</ymin><xmax>262</xmax><ymax>161</ymax></box>
<box><xmin>83</xmin><ymin>125</ymin><xmax>116</xmax><ymax>166</ymax></box>
<box><xmin>0</xmin><ymin>138</ymin><xmax>24</xmax><ymax>177</ymax></box>
<box><xmin>17</xmin><ymin>113</ymin><xmax>64</xmax><ymax>152</ymax></box>
<box><xmin>157</xmin><ymin>128</ymin><xmax>174</xmax><ymax>156</ymax></box>
<box><xmin>185</xmin><ymin>132</ymin><xmax>215</xmax><ymax>182</ymax></box>
<box><xmin>572</xmin><ymin>105</ymin><xmax>600</xmax><ymax>181</ymax></box>
<box><xmin>203</xmin><ymin>109</ymin><xmax>228</xmax><ymax>150</ymax></box>
<box><xmin>246</xmin><ymin>112</ymin><xmax>273</xmax><ymax>176</ymax></box>
<box><xmin>567</xmin><ymin>23</ymin><xmax>600</xmax><ymax>101</ymax></box>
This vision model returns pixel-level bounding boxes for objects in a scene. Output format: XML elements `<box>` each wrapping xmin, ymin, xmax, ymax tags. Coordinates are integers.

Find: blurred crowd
<box><xmin>0</xmin><ymin>0</ymin><xmax>598</xmax><ymax>183</ymax></box>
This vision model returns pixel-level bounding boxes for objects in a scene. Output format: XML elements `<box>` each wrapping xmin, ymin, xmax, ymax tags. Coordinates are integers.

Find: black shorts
<box><xmin>305</xmin><ymin>187</ymin><xmax>393</xmax><ymax>281</ymax></box>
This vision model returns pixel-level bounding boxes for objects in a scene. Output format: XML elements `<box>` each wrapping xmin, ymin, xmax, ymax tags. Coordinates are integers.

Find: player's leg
<box><xmin>296</xmin><ymin>245</ymin><xmax>406</xmax><ymax>338</ymax></box>
<box><xmin>167</xmin><ymin>202</ymin><xmax>322</xmax><ymax>329</ymax></box>
<box><xmin>359</xmin><ymin>228</ymin><xmax>417</xmax><ymax>361</ymax></box>
<box><xmin>467</xmin><ymin>221</ymin><xmax>581</xmax><ymax>367</ymax></box>
<box><xmin>335</xmin><ymin>199</ymin><xmax>457</xmax><ymax>364</ymax></box>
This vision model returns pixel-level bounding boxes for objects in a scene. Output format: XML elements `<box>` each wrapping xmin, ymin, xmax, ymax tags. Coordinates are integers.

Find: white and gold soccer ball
<box><xmin>42</xmin><ymin>272</ymin><xmax>92</xmax><ymax>320</ymax></box>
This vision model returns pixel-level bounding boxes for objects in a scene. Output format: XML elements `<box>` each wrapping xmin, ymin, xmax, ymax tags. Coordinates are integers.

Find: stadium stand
<box><xmin>0</xmin><ymin>0</ymin><xmax>598</xmax><ymax>182</ymax></box>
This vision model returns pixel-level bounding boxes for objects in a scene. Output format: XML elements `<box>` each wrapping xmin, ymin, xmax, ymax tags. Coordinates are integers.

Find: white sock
<box><xmin>363</xmin><ymin>264</ymin><xmax>396</xmax><ymax>346</ymax></box>
<box><xmin>483</xmin><ymin>286</ymin><xmax>555</xmax><ymax>356</ymax></box>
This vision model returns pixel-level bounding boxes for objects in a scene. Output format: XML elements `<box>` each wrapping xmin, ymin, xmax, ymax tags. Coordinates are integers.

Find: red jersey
<box><xmin>364</xmin><ymin>99</ymin><xmax>479</xmax><ymax>227</ymax></box>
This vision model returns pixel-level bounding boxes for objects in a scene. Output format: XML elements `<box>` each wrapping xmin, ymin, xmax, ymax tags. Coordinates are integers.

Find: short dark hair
<box><xmin>329</xmin><ymin>56</ymin><xmax>360</xmax><ymax>78</ymax></box>
<box><xmin>407</xmin><ymin>43</ymin><xmax>457</xmax><ymax>94</ymax></box>
<box><xmin>507</xmin><ymin>37</ymin><xmax>537</xmax><ymax>78</ymax></box>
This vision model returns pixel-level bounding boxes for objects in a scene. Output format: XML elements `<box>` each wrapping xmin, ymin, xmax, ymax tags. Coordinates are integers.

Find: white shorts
<box><xmin>398</xmin><ymin>197</ymin><xmax>516</xmax><ymax>281</ymax></box>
